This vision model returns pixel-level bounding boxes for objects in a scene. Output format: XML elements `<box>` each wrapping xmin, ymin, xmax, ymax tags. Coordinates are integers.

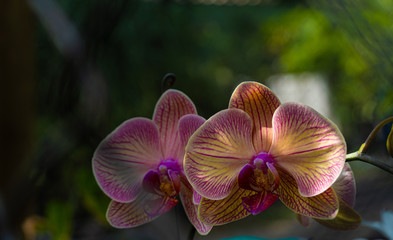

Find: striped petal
<box><xmin>193</xmin><ymin>190</ymin><xmax>202</xmax><ymax>205</ymax></box>
<box><xmin>277</xmin><ymin>167</ymin><xmax>339</xmax><ymax>219</ymax></box>
<box><xmin>242</xmin><ymin>191</ymin><xmax>279</xmax><ymax>215</ymax></box>
<box><xmin>332</xmin><ymin>163</ymin><xmax>356</xmax><ymax>207</ymax></box>
<box><xmin>153</xmin><ymin>90</ymin><xmax>197</xmax><ymax>160</ymax></box>
<box><xmin>178</xmin><ymin>114</ymin><xmax>206</xmax><ymax>168</ymax></box>
<box><xmin>184</xmin><ymin>109</ymin><xmax>256</xmax><ymax>200</ymax></box>
<box><xmin>180</xmin><ymin>179</ymin><xmax>213</xmax><ymax>235</ymax></box>
<box><xmin>198</xmin><ymin>184</ymin><xmax>255</xmax><ymax>225</ymax></box>
<box><xmin>229</xmin><ymin>81</ymin><xmax>281</xmax><ymax>152</ymax></box>
<box><xmin>270</xmin><ymin>103</ymin><xmax>346</xmax><ymax>197</ymax></box>
<box><xmin>106</xmin><ymin>192</ymin><xmax>177</xmax><ymax>228</ymax></box>
<box><xmin>315</xmin><ymin>199</ymin><xmax>361</xmax><ymax>230</ymax></box>
<box><xmin>93</xmin><ymin>118</ymin><xmax>161</xmax><ymax>203</ymax></box>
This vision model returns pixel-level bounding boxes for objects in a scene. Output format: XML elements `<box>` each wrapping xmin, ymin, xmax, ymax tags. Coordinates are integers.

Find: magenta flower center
<box><xmin>238</xmin><ymin>152</ymin><xmax>280</xmax><ymax>192</ymax></box>
<box><xmin>142</xmin><ymin>159</ymin><xmax>182</xmax><ymax>198</ymax></box>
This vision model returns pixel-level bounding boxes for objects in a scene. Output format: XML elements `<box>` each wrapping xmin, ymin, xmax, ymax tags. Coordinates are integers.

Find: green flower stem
<box><xmin>359</xmin><ymin>116</ymin><xmax>393</xmax><ymax>154</ymax></box>
<box><xmin>346</xmin><ymin>151</ymin><xmax>393</xmax><ymax>174</ymax></box>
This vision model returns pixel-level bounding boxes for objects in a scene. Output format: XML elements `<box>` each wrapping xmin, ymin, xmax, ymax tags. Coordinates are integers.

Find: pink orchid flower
<box><xmin>92</xmin><ymin>89</ymin><xmax>212</xmax><ymax>234</ymax></box>
<box><xmin>298</xmin><ymin>163</ymin><xmax>361</xmax><ymax>230</ymax></box>
<box><xmin>184</xmin><ymin>81</ymin><xmax>347</xmax><ymax>225</ymax></box>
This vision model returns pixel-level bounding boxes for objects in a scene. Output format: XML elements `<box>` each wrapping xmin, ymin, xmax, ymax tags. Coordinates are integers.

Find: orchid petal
<box><xmin>193</xmin><ymin>190</ymin><xmax>202</xmax><ymax>205</ymax></box>
<box><xmin>178</xmin><ymin>114</ymin><xmax>206</xmax><ymax>167</ymax></box>
<box><xmin>332</xmin><ymin>163</ymin><xmax>356</xmax><ymax>207</ymax></box>
<box><xmin>184</xmin><ymin>109</ymin><xmax>256</xmax><ymax>200</ymax></box>
<box><xmin>229</xmin><ymin>81</ymin><xmax>281</xmax><ymax>152</ymax></box>
<box><xmin>153</xmin><ymin>90</ymin><xmax>197</xmax><ymax>159</ymax></box>
<box><xmin>106</xmin><ymin>192</ymin><xmax>176</xmax><ymax>228</ymax></box>
<box><xmin>180</xmin><ymin>179</ymin><xmax>213</xmax><ymax>235</ymax></box>
<box><xmin>198</xmin><ymin>184</ymin><xmax>255</xmax><ymax>225</ymax></box>
<box><xmin>277</xmin><ymin>167</ymin><xmax>339</xmax><ymax>219</ymax></box>
<box><xmin>315</xmin><ymin>199</ymin><xmax>361</xmax><ymax>230</ymax></box>
<box><xmin>93</xmin><ymin>118</ymin><xmax>161</xmax><ymax>203</ymax></box>
<box><xmin>271</xmin><ymin>103</ymin><xmax>346</xmax><ymax>197</ymax></box>
<box><xmin>242</xmin><ymin>191</ymin><xmax>279</xmax><ymax>215</ymax></box>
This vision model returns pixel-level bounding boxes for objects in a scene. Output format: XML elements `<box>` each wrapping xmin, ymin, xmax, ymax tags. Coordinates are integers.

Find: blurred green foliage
<box><xmin>16</xmin><ymin>0</ymin><xmax>393</xmax><ymax>239</ymax></box>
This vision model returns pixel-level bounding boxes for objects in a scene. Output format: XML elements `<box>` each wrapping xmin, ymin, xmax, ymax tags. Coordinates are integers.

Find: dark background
<box><xmin>1</xmin><ymin>0</ymin><xmax>393</xmax><ymax>239</ymax></box>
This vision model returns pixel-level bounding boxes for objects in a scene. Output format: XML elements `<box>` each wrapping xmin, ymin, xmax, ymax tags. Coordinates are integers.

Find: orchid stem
<box><xmin>346</xmin><ymin>151</ymin><xmax>393</xmax><ymax>174</ymax></box>
<box><xmin>359</xmin><ymin>116</ymin><xmax>393</xmax><ymax>154</ymax></box>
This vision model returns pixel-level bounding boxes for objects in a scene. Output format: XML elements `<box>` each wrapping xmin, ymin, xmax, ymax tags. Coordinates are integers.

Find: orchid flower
<box><xmin>184</xmin><ymin>81</ymin><xmax>346</xmax><ymax>225</ymax></box>
<box><xmin>298</xmin><ymin>163</ymin><xmax>361</xmax><ymax>230</ymax></box>
<box><xmin>92</xmin><ymin>89</ymin><xmax>212</xmax><ymax>235</ymax></box>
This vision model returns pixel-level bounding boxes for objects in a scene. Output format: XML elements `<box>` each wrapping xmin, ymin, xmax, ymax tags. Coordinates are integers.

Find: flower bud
<box><xmin>386</xmin><ymin>124</ymin><xmax>393</xmax><ymax>158</ymax></box>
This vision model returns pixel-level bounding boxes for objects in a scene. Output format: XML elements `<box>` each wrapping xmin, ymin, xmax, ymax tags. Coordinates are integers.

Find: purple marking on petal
<box><xmin>242</xmin><ymin>191</ymin><xmax>279</xmax><ymax>215</ymax></box>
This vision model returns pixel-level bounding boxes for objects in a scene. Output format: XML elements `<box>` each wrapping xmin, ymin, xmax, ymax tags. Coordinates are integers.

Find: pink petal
<box><xmin>93</xmin><ymin>118</ymin><xmax>161</xmax><ymax>202</ymax></box>
<box><xmin>178</xmin><ymin>114</ymin><xmax>206</xmax><ymax>167</ymax></box>
<box><xmin>277</xmin><ymin>167</ymin><xmax>339</xmax><ymax>219</ymax></box>
<box><xmin>242</xmin><ymin>191</ymin><xmax>279</xmax><ymax>215</ymax></box>
<box><xmin>270</xmin><ymin>103</ymin><xmax>346</xmax><ymax>197</ymax></box>
<box><xmin>179</xmin><ymin>179</ymin><xmax>213</xmax><ymax>235</ymax></box>
<box><xmin>184</xmin><ymin>109</ymin><xmax>256</xmax><ymax>200</ymax></box>
<box><xmin>332</xmin><ymin>163</ymin><xmax>356</xmax><ymax>207</ymax></box>
<box><xmin>229</xmin><ymin>81</ymin><xmax>281</xmax><ymax>152</ymax></box>
<box><xmin>106</xmin><ymin>192</ymin><xmax>176</xmax><ymax>228</ymax></box>
<box><xmin>153</xmin><ymin>90</ymin><xmax>197</xmax><ymax>160</ymax></box>
<box><xmin>193</xmin><ymin>190</ymin><xmax>202</xmax><ymax>205</ymax></box>
<box><xmin>198</xmin><ymin>184</ymin><xmax>255</xmax><ymax>225</ymax></box>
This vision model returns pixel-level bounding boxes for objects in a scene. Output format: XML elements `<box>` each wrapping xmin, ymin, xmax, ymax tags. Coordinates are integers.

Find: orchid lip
<box><xmin>238</xmin><ymin>152</ymin><xmax>280</xmax><ymax>192</ymax></box>
<box><xmin>142</xmin><ymin>159</ymin><xmax>182</xmax><ymax>198</ymax></box>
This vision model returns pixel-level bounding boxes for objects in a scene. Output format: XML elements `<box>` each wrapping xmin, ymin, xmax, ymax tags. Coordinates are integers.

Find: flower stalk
<box><xmin>346</xmin><ymin>116</ymin><xmax>393</xmax><ymax>174</ymax></box>
<box><xmin>346</xmin><ymin>151</ymin><xmax>393</xmax><ymax>174</ymax></box>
